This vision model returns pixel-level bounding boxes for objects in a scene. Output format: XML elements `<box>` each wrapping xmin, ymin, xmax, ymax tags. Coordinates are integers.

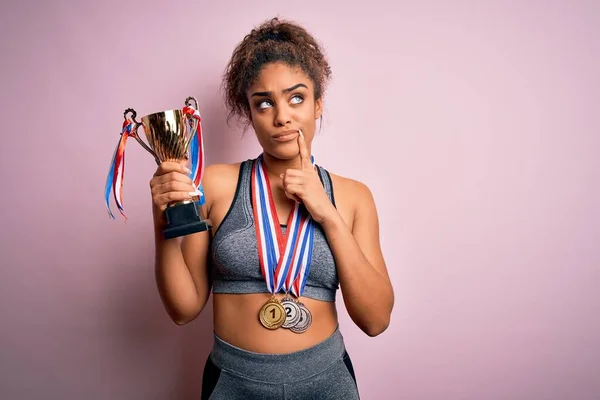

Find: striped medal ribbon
<box><xmin>251</xmin><ymin>154</ymin><xmax>315</xmax><ymax>331</ymax></box>
<box><xmin>285</xmin><ymin>217</ymin><xmax>315</xmax><ymax>334</ymax></box>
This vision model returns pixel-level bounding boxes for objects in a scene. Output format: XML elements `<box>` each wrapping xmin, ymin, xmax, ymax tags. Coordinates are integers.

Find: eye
<box><xmin>290</xmin><ymin>94</ymin><xmax>304</xmax><ymax>104</ymax></box>
<box><xmin>257</xmin><ymin>100</ymin><xmax>272</xmax><ymax>110</ymax></box>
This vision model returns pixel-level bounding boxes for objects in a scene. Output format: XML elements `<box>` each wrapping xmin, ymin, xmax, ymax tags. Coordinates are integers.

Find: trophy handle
<box><xmin>183</xmin><ymin>96</ymin><xmax>201</xmax><ymax>162</ymax></box>
<box><xmin>124</xmin><ymin>108</ymin><xmax>161</xmax><ymax>165</ymax></box>
<box><xmin>185</xmin><ymin>96</ymin><xmax>199</xmax><ymax>109</ymax></box>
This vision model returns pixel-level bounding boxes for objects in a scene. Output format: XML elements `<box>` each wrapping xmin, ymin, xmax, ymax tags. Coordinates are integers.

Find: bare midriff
<box><xmin>213</xmin><ymin>293</ymin><xmax>338</xmax><ymax>354</ymax></box>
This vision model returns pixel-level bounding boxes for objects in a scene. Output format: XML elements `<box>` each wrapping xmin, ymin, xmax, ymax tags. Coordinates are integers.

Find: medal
<box><xmin>281</xmin><ymin>296</ymin><xmax>302</xmax><ymax>328</ymax></box>
<box><xmin>290</xmin><ymin>302</ymin><xmax>312</xmax><ymax>333</ymax></box>
<box><xmin>259</xmin><ymin>296</ymin><xmax>286</xmax><ymax>329</ymax></box>
<box><xmin>251</xmin><ymin>154</ymin><xmax>317</xmax><ymax>332</ymax></box>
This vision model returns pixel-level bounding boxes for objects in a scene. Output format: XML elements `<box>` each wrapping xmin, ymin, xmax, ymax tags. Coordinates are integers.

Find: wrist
<box><xmin>319</xmin><ymin>205</ymin><xmax>344</xmax><ymax>230</ymax></box>
<box><xmin>152</xmin><ymin>205</ymin><xmax>168</xmax><ymax>229</ymax></box>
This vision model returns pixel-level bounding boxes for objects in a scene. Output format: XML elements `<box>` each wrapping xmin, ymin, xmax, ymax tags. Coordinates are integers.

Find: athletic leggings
<box><xmin>201</xmin><ymin>327</ymin><xmax>360</xmax><ymax>399</ymax></box>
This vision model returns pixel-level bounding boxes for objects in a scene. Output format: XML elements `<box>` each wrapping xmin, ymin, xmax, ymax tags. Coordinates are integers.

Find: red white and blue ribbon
<box><xmin>105</xmin><ymin>117</ymin><xmax>137</xmax><ymax>220</ymax></box>
<box><xmin>182</xmin><ymin>105</ymin><xmax>206</xmax><ymax>205</ymax></box>
<box><xmin>290</xmin><ymin>218</ymin><xmax>315</xmax><ymax>297</ymax></box>
<box><xmin>251</xmin><ymin>155</ymin><xmax>315</xmax><ymax>297</ymax></box>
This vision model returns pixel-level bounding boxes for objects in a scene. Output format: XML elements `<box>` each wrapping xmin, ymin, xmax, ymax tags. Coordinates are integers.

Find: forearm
<box><xmin>153</xmin><ymin>214</ymin><xmax>205</xmax><ymax>324</ymax></box>
<box><xmin>321</xmin><ymin>211</ymin><xmax>393</xmax><ymax>336</ymax></box>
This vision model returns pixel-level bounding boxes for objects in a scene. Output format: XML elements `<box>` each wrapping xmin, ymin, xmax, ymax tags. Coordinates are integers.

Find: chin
<box><xmin>265</xmin><ymin>144</ymin><xmax>299</xmax><ymax>160</ymax></box>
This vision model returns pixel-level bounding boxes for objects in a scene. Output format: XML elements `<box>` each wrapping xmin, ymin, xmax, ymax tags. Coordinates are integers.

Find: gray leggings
<box><xmin>201</xmin><ymin>327</ymin><xmax>360</xmax><ymax>399</ymax></box>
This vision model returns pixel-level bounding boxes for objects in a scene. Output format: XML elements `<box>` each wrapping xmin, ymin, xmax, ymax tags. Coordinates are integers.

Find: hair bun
<box><xmin>258</xmin><ymin>29</ymin><xmax>291</xmax><ymax>43</ymax></box>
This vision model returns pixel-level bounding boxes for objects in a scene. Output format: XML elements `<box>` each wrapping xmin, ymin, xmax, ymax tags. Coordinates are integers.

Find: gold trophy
<box><xmin>105</xmin><ymin>96</ymin><xmax>211</xmax><ymax>239</ymax></box>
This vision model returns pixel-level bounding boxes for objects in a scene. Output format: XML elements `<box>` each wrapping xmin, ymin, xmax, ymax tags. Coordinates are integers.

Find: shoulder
<box><xmin>202</xmin><ymin>162</ymin><xmax>245</xmax><ymax>208</ymax></box>
<box><xmin>325</xmin><ymin>171</ymin><xmax>381</xmax><ymax>240</ymax></box>
<box><xmin>323</xmin><ymin>170</ymin><xmax>376</xmax><ymax>219</ymax></box>
<box><xmin>326</xmin><ymin>170</ymin><xmax>374</xmax><ymax>203</ymax></box>
<box><xmin>204</xmin><ymin>162</ymin><xmax>243</xmax><ymax>182</ymax></box>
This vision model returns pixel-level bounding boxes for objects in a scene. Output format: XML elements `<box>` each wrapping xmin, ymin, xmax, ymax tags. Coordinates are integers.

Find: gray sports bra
<box><xmin>210</xmin><ymin>159</ymin><xmax>339</xmax><ymax>302</ymax></box>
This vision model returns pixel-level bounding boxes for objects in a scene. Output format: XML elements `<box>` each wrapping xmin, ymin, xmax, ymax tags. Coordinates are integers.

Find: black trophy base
<box><xmin>163</xmin><ymin>201</ymin><xmax>211</xmax><ymax>239</ymax></box>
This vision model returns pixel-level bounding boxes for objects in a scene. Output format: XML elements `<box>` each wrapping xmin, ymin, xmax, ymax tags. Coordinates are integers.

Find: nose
<box><xmin>274</xmin><ymin>103</ymin><xmax>292</xmax><ymax>126</ymax></box>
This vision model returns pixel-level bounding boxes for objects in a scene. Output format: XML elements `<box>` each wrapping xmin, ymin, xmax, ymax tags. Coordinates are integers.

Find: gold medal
<box><xmin>259</xmin><ymin>296</ymin><xmax>286</xmax><ymax>329</ymax></box>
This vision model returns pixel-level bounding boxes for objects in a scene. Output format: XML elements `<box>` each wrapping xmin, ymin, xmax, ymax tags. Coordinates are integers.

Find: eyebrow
<box><xmin>251</xmin><ymin>83</ymin><xmax>308</xmax><ymax>98</ymax></box>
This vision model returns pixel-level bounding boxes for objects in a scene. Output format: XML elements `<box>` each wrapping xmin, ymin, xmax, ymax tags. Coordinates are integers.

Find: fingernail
<box><xmin>184</xmin><ymin>167</ymin><xmax>191</xmax><ymax>174</ymax></box>
<box><xmin>299</xmin><ymin>129</ymin><xmax>304</xmax><ymax>139</ymax></box>
<box><xmin>280</xmin><ymin>173</ymin><xmax>284</xmax><ymax>179</ymax></box>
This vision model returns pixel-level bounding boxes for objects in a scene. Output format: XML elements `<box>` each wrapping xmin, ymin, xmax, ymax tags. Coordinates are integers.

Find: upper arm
<box><xmin>350</xmin><ymin>181</ymin><xmax>390</xmax><ymax>280</ymax></box>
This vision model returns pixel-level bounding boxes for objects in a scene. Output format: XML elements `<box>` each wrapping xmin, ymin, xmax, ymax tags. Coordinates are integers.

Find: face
<box><xmin>246</xmin><ymin>62</ymin><xmax>323</xmax><ymax>160</ymax></box>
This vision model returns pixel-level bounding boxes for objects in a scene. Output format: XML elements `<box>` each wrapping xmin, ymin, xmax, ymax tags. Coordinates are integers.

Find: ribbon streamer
<box><xmin>182</xmin><ymin>105</ymin><xmax>206</xmax><ymax>205</ymax></box>
<box><xmin>105</xmin><ymin>117</ymin><xmax>137</xmax><ymax>220</ymax></box>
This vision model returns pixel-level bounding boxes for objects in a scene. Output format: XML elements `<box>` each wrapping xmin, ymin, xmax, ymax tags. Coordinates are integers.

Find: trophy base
<box><xmin>163</xmin><ymin>201</ymin><xmax>211</xmax><ymax>239</ymax></box>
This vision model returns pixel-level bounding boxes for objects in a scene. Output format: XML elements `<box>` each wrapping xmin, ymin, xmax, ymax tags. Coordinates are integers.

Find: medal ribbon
<box><xmin>289</xmin><ymin>216</ymin><xmax>315</xmax><ymax>298</ymax></box>
<box><xmin>251</xmin><ymin>155</ymin><xmax>316</xmax><ymax>297</ymax></box>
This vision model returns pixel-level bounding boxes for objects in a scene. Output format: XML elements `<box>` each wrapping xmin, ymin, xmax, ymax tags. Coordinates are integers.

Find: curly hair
<box><xmin>222</xmin><ymin>17</ymin><xmax>332</xmax><ymax>128</ymax></box>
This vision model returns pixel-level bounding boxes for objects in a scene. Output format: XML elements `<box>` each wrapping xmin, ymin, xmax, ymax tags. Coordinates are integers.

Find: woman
<box><xmin>149</xmin><ymin>17</ymin><xmax>394</xmax><ymax>399</ymax></box>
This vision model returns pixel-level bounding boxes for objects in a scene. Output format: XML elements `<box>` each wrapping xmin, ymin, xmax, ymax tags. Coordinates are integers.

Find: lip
<box><xmin>272</xmin><ymin>130</ymin><xmax>299</xmax><ymax>142</ymax></box>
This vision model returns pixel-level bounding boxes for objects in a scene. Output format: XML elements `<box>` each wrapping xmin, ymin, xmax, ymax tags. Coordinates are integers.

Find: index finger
<box><xmin>298</xmin><ymin>129</ymin><xmax>311</xmax><ymax>170</ymax></box>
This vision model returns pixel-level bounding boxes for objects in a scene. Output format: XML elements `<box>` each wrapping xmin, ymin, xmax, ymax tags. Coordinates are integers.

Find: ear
<box><xmin>314</xmin><ymin>97</ymin><xmax>323</xmax><ymax>120</ymax></box>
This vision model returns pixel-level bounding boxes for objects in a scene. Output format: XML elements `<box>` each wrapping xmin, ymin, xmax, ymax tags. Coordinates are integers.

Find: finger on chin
<box><xmin>298</xmin><ymin>129</ymin><xmax>310</xmax><ymax>167</ymax></box>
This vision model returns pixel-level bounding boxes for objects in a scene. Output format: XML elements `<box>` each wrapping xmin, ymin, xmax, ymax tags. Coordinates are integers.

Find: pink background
<box><xmin>1</xmin><ymin>1</ymin><xmax>598</xmax><ymax>399</ymax></box>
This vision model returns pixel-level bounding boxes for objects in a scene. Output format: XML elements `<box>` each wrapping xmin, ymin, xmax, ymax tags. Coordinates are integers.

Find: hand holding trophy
<box><xmin>105</xmin><ymin>96</ymin><xmax>211</xmax><ymax>239</ymax></box>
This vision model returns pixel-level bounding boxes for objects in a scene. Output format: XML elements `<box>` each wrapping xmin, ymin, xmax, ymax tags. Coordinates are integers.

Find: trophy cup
<box><xmin>105</xmin><ymin>96</ymin><xmax>211</xmax><ymax>239</ymax></box>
